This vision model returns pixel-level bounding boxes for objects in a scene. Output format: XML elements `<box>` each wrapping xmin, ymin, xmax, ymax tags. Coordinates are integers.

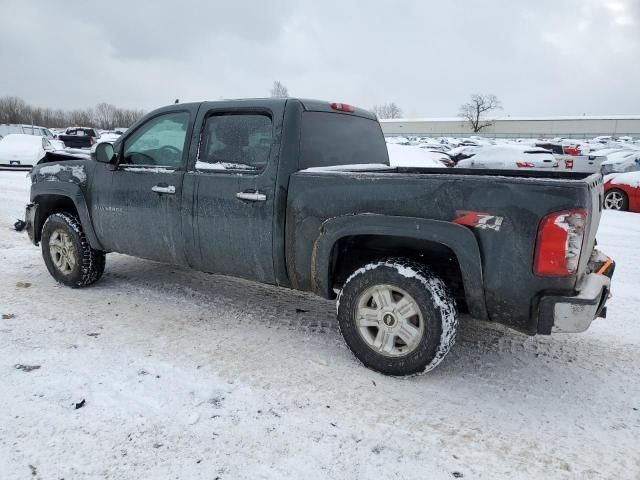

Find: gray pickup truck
<box><xmin>24</xmin><ymin>98</ymin><xmax>614</xmax><ymax>375</ymax></box>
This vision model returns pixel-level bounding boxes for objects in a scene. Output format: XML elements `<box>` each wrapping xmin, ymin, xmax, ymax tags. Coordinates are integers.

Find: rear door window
<box><xmin>300</xmin><ymin>112</ymin><xmax>389</xmax><ymax>170</ymax></box>
<box><xmin>197</xmin><ymin>113</ymin><xmax>272</xmax><ymax>172</ymax></box>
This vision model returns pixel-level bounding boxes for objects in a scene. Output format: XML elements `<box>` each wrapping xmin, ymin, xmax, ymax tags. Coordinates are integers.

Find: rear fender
<box><xmin>312</xmin><ymin>214</ymin><xmax>488</xmax><ymax>320</ymax></box>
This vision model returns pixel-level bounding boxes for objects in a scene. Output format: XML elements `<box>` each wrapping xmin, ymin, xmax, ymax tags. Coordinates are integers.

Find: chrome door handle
<box><xmin>152</xmin><ymin>185</ymin><xmax>176</xmax><ymax>194</ymax></box>
<box><xmin>236</xmin><ymin>191</ymin><xmax>267</xmax><ymax>202</ymax></box>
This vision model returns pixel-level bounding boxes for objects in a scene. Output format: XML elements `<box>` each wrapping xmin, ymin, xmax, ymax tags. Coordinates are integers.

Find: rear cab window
<box><xmin>299</xmin><ymin>112</ymin><xmax>389</xmax><ymax>170</ymax></box>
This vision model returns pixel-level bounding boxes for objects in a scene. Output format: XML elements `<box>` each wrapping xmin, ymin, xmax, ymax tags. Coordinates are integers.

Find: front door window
<box><xmin>122</xmin><ymin>112</ymin><xmax>189</xmax><ymax>168</ymax></box>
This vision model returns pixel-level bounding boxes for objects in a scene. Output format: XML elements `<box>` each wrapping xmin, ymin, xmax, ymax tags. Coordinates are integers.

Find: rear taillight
<box><xmin>516</xmin><ymin>162</ymin><xmax>535</xmax><ymax>168</ymax></box>
<box><xmin>330</xmin><ymin>102</ymin><xmax>355</xmax><ymax>113</ymax></box>
<box><xmin>534</xmin><ymin>209</ymin><xmax>587</xmax><ymax>277</ymax></box>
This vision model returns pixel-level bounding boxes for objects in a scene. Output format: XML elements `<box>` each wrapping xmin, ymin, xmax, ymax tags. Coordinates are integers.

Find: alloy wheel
<box><xmin>49</xmin><ymin>229</ymin><xmax>76</xmax><ymax>275</ymax></box>
<box><xmin>355</xmin><ymin>284</ymin><xmax>425</xmax><ymax>357</ymax></box>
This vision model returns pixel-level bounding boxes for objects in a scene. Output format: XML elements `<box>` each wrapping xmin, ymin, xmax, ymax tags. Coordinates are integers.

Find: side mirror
<box><xmin>94</xmin><ymin>142</ymin><xmax>116</xmax><ymax>164</ymax></box>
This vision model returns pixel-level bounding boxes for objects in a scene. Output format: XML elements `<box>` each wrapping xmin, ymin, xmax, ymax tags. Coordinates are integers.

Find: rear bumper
<box><xmin>538</xmin><ymin>260</ymin><xmax>614</xmax><ymax>334</ymax></box>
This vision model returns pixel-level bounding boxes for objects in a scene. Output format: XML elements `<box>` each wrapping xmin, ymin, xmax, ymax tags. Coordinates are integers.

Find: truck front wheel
<box><xmin>41</xmin><ymin>212</ymin><xmax>105</xmax><ymax>288</ymax></box>
<box><xmin>337</xmin><ymin>259</ymin><xmax>458</xmax><ymax>376</ymax></box>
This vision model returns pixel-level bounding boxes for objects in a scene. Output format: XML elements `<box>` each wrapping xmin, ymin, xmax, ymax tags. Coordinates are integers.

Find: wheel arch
<box><xmin>31</xmin><ymin>183</ymin><xmax>103</xmax><ymax>250</ymax></box>
<box><xmin>311</xmin><ymin>214</ymin><xmax>488</xmax><ymax>320</ymax></box>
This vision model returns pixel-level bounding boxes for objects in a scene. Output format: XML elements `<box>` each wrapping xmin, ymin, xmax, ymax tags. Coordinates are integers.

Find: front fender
<box><xmin>311</xmin><ymin>214</ymin><xmax>488</xmax><ymax>320</ymax></box>
<box><xmin>30</xmin><ymin>178</ymin><xmax>103</xmax><ymax>250</ymax></box>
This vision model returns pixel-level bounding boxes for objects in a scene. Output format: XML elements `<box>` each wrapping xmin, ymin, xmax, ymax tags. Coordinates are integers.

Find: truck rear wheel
<box><xmin>337</xmin><ymin>259</ymin><xmax>458</xmax><ymax>376</ymax></box>
<box><xmin>41</xmin><ymin>212</ymin><xmax>105</xmax><ymax>288</ymax></box>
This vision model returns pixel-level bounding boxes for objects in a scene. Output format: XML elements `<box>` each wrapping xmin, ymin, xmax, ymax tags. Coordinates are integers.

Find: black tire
<box><xmin>337</xmin><ymin>258</ymin><xmax>458</xmax><ymax>376</ymax></box>
<box><xmin>604</xmin><ymin>189</ymin><xmax>628</xmax><ymax>211</ymax></box>
<box><xmin>41</xmin><ymin>212</ymin><xmax>105</xmax><ymax>288</ymax></box>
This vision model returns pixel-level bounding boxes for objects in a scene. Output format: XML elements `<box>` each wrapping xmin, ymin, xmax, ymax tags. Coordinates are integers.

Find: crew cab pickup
<box><xmin>24</xmin><ymin>98</ymin><xmax>614</xmax><ymax>376</ymax></box>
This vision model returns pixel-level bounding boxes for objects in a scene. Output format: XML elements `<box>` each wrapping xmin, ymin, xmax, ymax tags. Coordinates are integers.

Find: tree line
<box><xmin>1</xmin><ymin>86</ymin><xmax>503</xmax><ymax>133</ymax></box>
<box><xmin>0</xmin><ymin>96</ymin><xmax>145</xmax><ymax>130</ymax></box>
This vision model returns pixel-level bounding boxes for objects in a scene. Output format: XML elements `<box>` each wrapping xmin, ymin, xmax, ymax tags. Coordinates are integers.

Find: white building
<box><xmin>380</xmin><ymin>115</ymin><xmax>640</xmax><ymax>139</ymax></box>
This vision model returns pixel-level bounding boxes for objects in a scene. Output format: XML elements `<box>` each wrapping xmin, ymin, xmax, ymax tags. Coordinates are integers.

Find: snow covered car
<box><xmin>447</xmin><ymin>145</ymin><xmax>480</xmax><ymax>163</ymax></box>
<box><xmin>96</xmin><ymin>132</ymin><xmax>122</xmax><ymax>144</ymax></box>
<box><xmin>600</xmin><ymin>150</ymin><xmax>640</xmax><ymax>175</ymax></box>
<box><xmin>48</xmin><ymin>139</ymin><xmax>67</xmax><ymax>150</ymax></box>
<box><xmin>0</xmin><ymin>134</ymin><xmax>54</xmax><ymax>168</ymax></box>
<box><xmin>455</xmin><ymin>145</ymin><xmax>558</xmax><ymax>170</ymax></box>
<box><xmin>532</xmin><ymin>142</ymin><xmax>607</xmax><ymax>173</ymax></box>
<box><xmin>603</xmin><ymin>172</ymin><xmax>640</xmax><ymax>212</ymax></box>
<box><xmin>0</xmin><ymin>124</ymin><xmax>56</xmax><ymax>140</ymax></box>
<box><xmin>386</xmin><ymin>143</ymin><xmax>445</xmax><ymax>168</ymax></box>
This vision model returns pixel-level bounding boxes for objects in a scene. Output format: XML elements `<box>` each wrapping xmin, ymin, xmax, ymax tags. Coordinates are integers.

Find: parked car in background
<box><xmin>600</xmin><ymin>150</ymin><xmax>640</xmax><ymax>175</ymax></box>
<box><xmin>386</xmin><ymin>143</ymin><xmax>446</xmax><ymax>168</ymax></box>
<box><xmin>604</xmin><ymin>172</ymin><xmax>640</xmax><ymax>212</ymax></box>
<box><xmin>0</xmin><ymin>124</ymin><xmax>56</xmax><ymax>139</ymax></box>
<box><xmin>447</xmin><ymin>145</ymin><xmax>480</xmax><ymax>163</ymax></box>
<box><xmin>561</xmin><ymin>145</ymin><xmax>613</xmax><ymax>173</ymax></box>
<box><xmin>533</xmin><ymin>142</ymin><xmax>565</xmax><ymax>155</ymax></box>
<box><xmin>531</xmin><ymin>141</ymin><xmax>598</xmax><ymax>172</ymax></box>
<box><xmin>97</xmin><ymin>130</ymin><xmax>123</xmax><ymax>144</ymax></box>
<box><xmin>58</xmin><ymin>127</ymin><xmax>100</xmax><ymax>148</ymax></box>
<box><xmin>455</xmin><ymin>145</ymin><xmax>558</xmax><ymax>170</ymax></box>
<box><xmin>585</xmin><ymin>147</ymin><xmax>625</xmax><ymax>166</ymax></box>
<box><xmin>48</xmin><ymin>138</ymin><xmax>67</xmax><ymax>150</ymax></box>
<box><xmin>421</xmin><ymin>149</ymin><xmax>455</xmax><ymax>167</ymax></box>
<box><xmin>0</xmin><ymin>134</ymin><xmax>54</xmax><ymax>167</ymax></box>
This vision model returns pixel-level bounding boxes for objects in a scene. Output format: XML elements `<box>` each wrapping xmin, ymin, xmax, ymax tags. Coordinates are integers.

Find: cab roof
<box><xmin>166</xmin><ymin>98</ymin><xmax>377</xmax><ymax>121</ymax></box>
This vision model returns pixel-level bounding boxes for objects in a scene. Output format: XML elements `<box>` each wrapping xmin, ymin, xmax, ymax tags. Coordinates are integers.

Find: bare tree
<box><xmin>69</xmin><ymin>108</ymin><xmax>95</xmax><ymax>127</ymax></box>
<box><xmin>270</xmin><ymin>81</ymin><xmax>289</xmax><ymax>98</ymax></box>
<box><xmin>459</xmin><ymin>94</ymin><xmax>502</xmax><ymax>133</ymax></box>
<box><xmin>371</xmin><ymin>103</ymin><xmax>403</xmax><ymax>119</ymax></box>
<box><xmin>95</xmin><ymin>102</ymin><xmax>118</xmax><ymax>130</ymax></box>
<box><xmin>114</xmin><ymin>108</ymin><xmax>145</xmax><ymax>128</ymax></box>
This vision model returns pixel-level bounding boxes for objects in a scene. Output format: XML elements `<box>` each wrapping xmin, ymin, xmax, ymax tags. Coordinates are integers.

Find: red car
<box><xmin>604</xmin><ymin>172</ymin><xmax>640</xmax><ymax>212</ymax></box>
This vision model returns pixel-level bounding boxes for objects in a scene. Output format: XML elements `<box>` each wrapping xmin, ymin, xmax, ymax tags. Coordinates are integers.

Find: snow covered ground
<box><xmin>1</xmin><ymin>170</ymin><xmax>639</xmax><ymax>479</ymax></box>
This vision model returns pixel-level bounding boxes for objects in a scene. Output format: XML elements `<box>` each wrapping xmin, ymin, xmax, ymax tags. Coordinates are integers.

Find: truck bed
<box><xmin>286</xmin><ymin>166</ymin><xmax>603</xmax><ymax>334</ymax></box>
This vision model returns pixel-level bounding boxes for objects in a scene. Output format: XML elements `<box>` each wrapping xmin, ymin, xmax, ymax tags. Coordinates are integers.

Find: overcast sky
<box><xmin>0</xmin><ymin>0</ymin><xmax>638</xmax><ymax>117</ymax></box>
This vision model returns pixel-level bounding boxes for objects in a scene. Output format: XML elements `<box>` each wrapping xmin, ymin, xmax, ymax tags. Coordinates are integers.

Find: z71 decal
<box><xmin>453</xmin><ymin>211</ymin><xmax>504</xmax><ymax>232</ymax></box>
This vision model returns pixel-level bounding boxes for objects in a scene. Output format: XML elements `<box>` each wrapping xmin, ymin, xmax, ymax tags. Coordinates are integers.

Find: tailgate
<box><xmin>578</xmin><ymin>174</ymin><xmax>604</xmax><ymax>277</ymax></box>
